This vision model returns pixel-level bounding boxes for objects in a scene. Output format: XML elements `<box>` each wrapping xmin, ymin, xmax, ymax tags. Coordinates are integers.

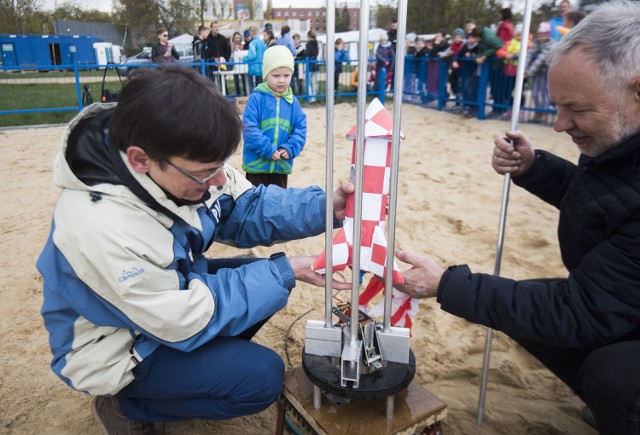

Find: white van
<box><xmin>93</xmin><ymin>42</ymin><xmax>127</xmax><ymax>67</ymax></box>
<box><xmin>93</xmin><ymin>42</ymin><xmax>111</xmax><ymax>67</ymax></box>
<box><xmin>111</xmin><ymin>45</ymin><xmax>127</xmax><ymax>64</ymax></box>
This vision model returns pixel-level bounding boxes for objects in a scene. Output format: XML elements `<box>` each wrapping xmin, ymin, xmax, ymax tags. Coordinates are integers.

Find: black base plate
<box><xmin>302</xmin><ymin>347</ymin><xmax>416</xmax><ymax>400</ymax></box>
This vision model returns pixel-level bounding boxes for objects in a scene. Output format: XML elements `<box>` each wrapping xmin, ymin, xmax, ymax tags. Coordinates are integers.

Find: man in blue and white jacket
<box><xmin>37</xmin><ymin>66</ymin><xmax>352</xmax><ymax>434</ymax></box>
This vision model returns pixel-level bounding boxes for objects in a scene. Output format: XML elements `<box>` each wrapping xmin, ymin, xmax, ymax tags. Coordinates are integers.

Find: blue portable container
<box><xmin>0</xmin><ymin>34</ymin><xmax>103</xmax><ymax>68</ymax></box>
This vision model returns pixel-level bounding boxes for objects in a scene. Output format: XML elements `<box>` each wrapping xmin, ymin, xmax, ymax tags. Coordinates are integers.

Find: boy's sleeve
<box><xmin>279</xmin><ymin>100</ymin><xmax>307</xmax><ymax>159</ymax></box>
<box><xmin>242</xmin><ymin>94</ymin><xmax>277</xmax><ymax>159</ymax></box>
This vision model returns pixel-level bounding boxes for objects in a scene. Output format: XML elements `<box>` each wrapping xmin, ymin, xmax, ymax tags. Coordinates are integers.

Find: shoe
<box><xmin>581</xmin><ymin>406</ymin><xmax>599</xmax><ymax>431</ymax></box>
<box><xmin>92</xmin><ymin>396</ymin><xmax>161</xmax><ymax>435</ymax></box>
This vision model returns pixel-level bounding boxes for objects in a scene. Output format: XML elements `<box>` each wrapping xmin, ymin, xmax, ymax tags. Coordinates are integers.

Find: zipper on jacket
<box><xmin>274</xmin><ymin>96</ymin><xmax>281</xmax><ymax>146</ymax></box>
<box><xmin>271</xmin><ymin>96</ymin><xmax>281</xmax><ymax>173</ymax></box>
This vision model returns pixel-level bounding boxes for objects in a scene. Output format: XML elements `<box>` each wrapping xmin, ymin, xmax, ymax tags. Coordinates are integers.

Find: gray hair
<box><xmin>547</xmin><ymin>1</ymin><xmax>640</xmax><ymax>88</ymax></box>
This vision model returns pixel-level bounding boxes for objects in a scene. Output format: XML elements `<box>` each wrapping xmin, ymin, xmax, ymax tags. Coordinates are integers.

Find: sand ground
<box><xmin>0</xmin><ymin>103</ymin><xmax>596</xmax><ymax>434</ymax></box>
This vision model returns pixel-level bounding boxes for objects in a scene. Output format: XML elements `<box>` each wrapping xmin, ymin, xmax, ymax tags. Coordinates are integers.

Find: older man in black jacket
<box><xmin>394</xmin><ymin>2</ymin><xmax>640</xmax><ymax>434</ymax></box>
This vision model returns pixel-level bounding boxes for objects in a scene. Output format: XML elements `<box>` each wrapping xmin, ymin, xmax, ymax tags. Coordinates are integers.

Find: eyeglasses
<box><xmin>164</xmin><ymin>159</ymin><xmax>226</xmax><ymax>185</ymax></box>
<box><xmin>161</xmin><ymin>34</ymin><xmax>168</xmax><ymax>37</ymax></box>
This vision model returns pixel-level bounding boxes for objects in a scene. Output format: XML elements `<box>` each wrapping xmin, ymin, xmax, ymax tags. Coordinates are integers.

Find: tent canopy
<box><xmin>168</xmin><ymin>33</ymin><xmax>193</xmax><ymax>46</ymax></box>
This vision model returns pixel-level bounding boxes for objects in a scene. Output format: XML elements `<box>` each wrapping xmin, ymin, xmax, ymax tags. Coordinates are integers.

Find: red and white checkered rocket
<box><xmin>312</xmin><ymin>99</ymin><xmax>418</xmax><ymax>327</ymax></box>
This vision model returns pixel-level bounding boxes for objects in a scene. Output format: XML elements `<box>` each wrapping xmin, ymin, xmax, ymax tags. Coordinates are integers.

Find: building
<box><xmin>53</xmin><ymin>20</ymin><xmax>129</xmax><ymax>49</ymax></box>
<box><xmin>268</xmin><ymin>4</ymin><xmax>361</xmax><ymax>33</ymax></box>
<box><xmin>0</xmin><ymin>34</ymin><xmax>103</xmax><ymax>68</ymax></box>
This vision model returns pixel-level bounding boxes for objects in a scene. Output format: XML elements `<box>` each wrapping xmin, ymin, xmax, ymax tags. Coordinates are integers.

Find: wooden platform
<box><xmin>276</xmin><ymin>367</ymin><xmax>447</xmax><ymax>435</ymax></box>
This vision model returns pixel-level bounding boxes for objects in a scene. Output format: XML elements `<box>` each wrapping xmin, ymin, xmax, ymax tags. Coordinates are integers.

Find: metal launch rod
<box><xmin>323</xmin><ymin>0</ymin><xmax>336</xmax><ymax>328</ymax></box>
<box><xmin>476</xmin><ymin>0</ymin><xmax>534</xmax><ymax>426</ymax></box>
<box><xmin>383</xmin><ymin>0</ymin><xmax>408</xmax><ymax>332</ymax></box>
<box><xmin>350</xmin><ymin>0</ymin><xmax>370</xmax><ymax>346</ymax></box>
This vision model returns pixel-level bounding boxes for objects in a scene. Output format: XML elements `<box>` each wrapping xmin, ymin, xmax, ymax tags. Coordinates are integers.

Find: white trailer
<box><xmin>93</xmin><ymin>42</ymin><xmax>127</xmax><ymax>67</ymax></box>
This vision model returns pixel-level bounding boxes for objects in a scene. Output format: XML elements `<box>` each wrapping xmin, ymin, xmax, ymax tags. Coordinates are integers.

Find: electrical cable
<box><xmin>284</xmin><ymin>308</ymin><xmax>315</xmax><ymax>367</ymax></box>
<box><xmin>284</xmin><ymin>414</ymin><xmax>304</xmax><ymax>435</ymax></box>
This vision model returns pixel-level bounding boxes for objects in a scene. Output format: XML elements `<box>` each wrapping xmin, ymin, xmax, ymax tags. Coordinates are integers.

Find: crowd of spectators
<box><xmin>395</xmin><ymin>0</ymin><xmax>586</xmax><ymax>121</ymax></box>
<box><xmin>191</xmin><ymin>3</ymin><xmax>586</xmax><ymax>117</ymax></box>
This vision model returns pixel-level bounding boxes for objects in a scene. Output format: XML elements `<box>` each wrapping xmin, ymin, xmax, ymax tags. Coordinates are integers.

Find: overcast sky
<box><xmin>41</xmin><ymin>0</ymin><xmax>335</xmax><ymax>13</ymax></box>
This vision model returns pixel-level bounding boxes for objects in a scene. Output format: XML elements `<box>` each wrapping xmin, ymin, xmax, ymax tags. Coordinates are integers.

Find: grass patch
<box><xmin>1</xmin><ymin>69</ymin><xmax>107</xmax><ymax>79</ymax></box>
<box><xmin>0</xmin><ymin>66</ymin><xmax>381</xmax><ymax>128</ymax></box>
<box><xmin>0</xmin><ymin>78</ymin><xmax>123</xmax><ymax>127</ymax></box>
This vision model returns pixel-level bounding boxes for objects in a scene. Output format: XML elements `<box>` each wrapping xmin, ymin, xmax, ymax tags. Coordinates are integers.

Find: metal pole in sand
<box><xmin>383</xmin><ymin>0</ymin><xmax>408</xmax><ymax>330</ymax></box>
<box><xmin>323</xmin><ymin>0</ymin><xmax>336</xmax><ymax>329</ymax></box>
<box><xmin>317</xmin><ymin>0</ymin><xmax>337</xmax><ymax>410</ymax></box>
<box><xmin>350</xmin><ymin>0</ymin><xmax>371</xmax><ymax>346</ymax></box>
<box><xmin>476</xmin><ymin>0</ymin><xmax>534</xmax><ymax>426</ymax></box>
<box><xmin>382</xmin><ymin>2</ymin><xmax>407</xmax><ymax>418</ymax></box>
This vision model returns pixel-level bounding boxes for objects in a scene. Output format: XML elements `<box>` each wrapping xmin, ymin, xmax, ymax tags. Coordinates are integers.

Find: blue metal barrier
<box><xmin>401</xmin><ymin>54</ymin><xmax>557</xmax><ymax>124</ymax></box>
<box><xmin>1</xmin><ymin>56</ymin><xmax>557</xmax><ymax>128</ymax></box>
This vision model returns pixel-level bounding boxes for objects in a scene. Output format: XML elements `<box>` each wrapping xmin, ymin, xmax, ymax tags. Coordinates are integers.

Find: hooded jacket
<box><xmin>376</xmin><ymin>41</ymin><xmax>395</xmax><ymax>71</ymax></box>
<box><xmin>242</xmin><ymin>85</ymin><xmax>306</xmax><ymax>175</ymax></box>
<box><xmin>526</xmin><ymin>38</ymin><xmax>555</xmax><ymax>78</ymax></box>
<box><xmin>438</xmin><ymin>132</ymin><xmax>640</xmax><ymax>349</ymax></box>
<box><xmin>37</xmin><ymin>104</ymin><xmax>327</xmax><ymax>395</ymax></box>
<box><xmin>298</xmin><ymin>39</ymin><xmax>319</xmax><ymax>73</ymax></box>
<box><xmin>244</xmin><ymin>36</ymin><xmax>267</xmax><ymax>77</ymax></box>
<box><xmin>477</xmin><ymin>26</ymin><xmax>504</xmax><ymax>59</ymax></box>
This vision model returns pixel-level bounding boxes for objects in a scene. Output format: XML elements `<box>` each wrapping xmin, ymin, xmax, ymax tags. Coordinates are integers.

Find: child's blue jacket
<box><xmin>242</xmin><ymin>87</ymin><xmax>307</xmax><ymax>174</ymax></box>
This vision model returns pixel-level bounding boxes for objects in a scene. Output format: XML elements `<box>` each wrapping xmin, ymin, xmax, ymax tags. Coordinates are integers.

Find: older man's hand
<box><xmin>492</xmin><ymin>130</ymin><xmax>536</xmax><ymax>177</ymax></box>
<box><xmin>393</xmin><ymin>251</ymin><xmax>445</xmax><ymax>299</ymax></box>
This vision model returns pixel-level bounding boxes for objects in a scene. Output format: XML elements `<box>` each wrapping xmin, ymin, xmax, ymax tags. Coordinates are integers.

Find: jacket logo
<box><xmin>118</xmin><ymin>267</ymin><xmax>145</xmax><ymax>282</ymax></box>
<box><xmin>210</xmin><ymin>201</ymin><xmax>221</xmax><ymax>223</ymax></box>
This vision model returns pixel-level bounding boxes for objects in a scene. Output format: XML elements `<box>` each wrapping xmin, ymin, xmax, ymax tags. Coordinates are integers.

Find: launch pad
<box><xmin>276</xmin><ymin>367</ymin><xmax>446</xmax><ymax>435</ymax></box>
<box><xmin>286</xmin><ymin>0</ymin><xmax>447</xmax><ymax>431</ymax></box>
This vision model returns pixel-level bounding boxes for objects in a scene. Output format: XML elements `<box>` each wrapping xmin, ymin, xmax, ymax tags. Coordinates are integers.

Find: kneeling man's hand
<box><xmin>289</xmin><ymin>255</ymin><xmax>352</xmax><ymax>290</ymax></box>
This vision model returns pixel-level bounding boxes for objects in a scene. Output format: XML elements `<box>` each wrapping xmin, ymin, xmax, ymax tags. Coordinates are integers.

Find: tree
<box><xmin>210</xmin><ymin>0</ymin><xmax>234</xmax><ymax>20</ymax></box>
<box><xmin>252</xmin><ymin>0</ymin><xmax>263</xmax><ymax>21</ymax></box>
<box><xmin>52</xmin><ymin>4</ymin><xmax>113</xmax><ymax>22</ymax></box>
<box><xmin>265</xmin><ymin>0</ymin><xmax>272</xmax><ymax>20</ymax></box>
<box><xmin>197</xmin><ymin>0</ymin><xmax>206</xmax><ymax>27</ymax></box>
<box><xmin>0</xmin><ymin>0</ymin><xmax>51</xmax><ymax>34</ymax></box>
<box><xmin>375</xmin><ymin>0</ymin><xmax>507</xmax><ymax>36</ymax></box>
<box><xmin>335</xmin><ymin>3</ymin><xmax>350</xmax><ymax>32</ymax></box>
<box><xmin>113</xmin><ymin>0</ymin><xmax>197</xmax><ymax>48</ymax></box>
<box><xmin>375</xmin><ymin>1</ymin><xmax>396</xmax><ymax>30</ymax></box>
